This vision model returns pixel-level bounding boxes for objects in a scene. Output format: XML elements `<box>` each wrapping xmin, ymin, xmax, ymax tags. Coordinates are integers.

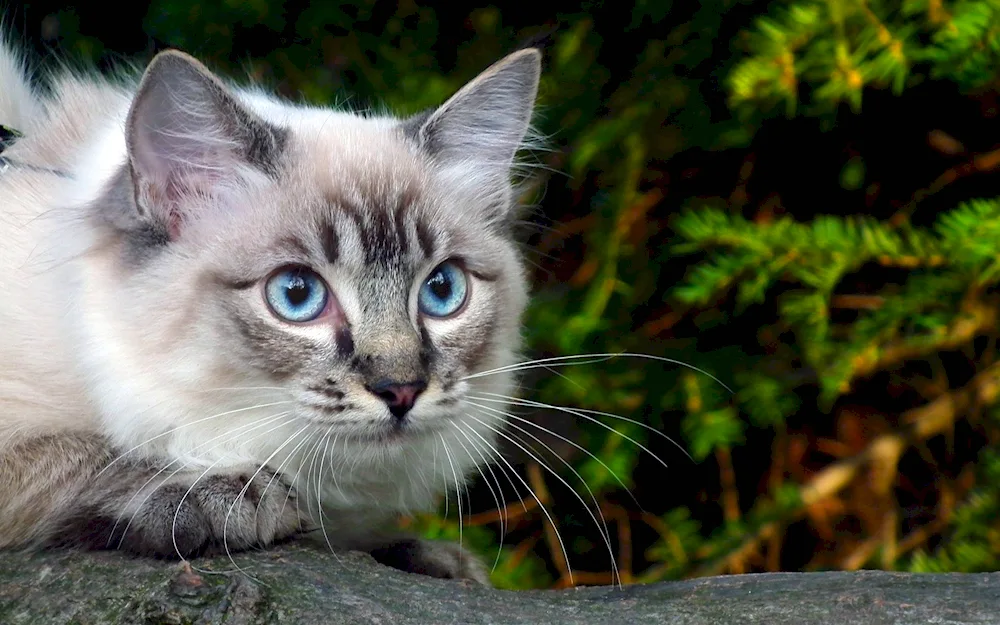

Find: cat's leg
<box><xmin>369</xmin><ymin>538</ymin><xmax>490</xmax><ymax>585</ymax></box>
<box><xmin>0</xmin><ymin>432</ymin><xmax>304</xmax><ymax>557</ymax></box>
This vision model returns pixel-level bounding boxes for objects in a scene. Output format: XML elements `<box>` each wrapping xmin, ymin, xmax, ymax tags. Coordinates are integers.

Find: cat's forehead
<box><xmin>292</xmin><ymin>117</ymin><xmax>426</xmax><ymax>206</ymax></box>
<box><xmin>204</xmin><ymin>110</ymin><xmax>499</xmax><ymax>279</ymax></box>
<box><xmin>284</xmin><ymin>115</ymin><xmax>448</xmax><ymax>256</ymax></box>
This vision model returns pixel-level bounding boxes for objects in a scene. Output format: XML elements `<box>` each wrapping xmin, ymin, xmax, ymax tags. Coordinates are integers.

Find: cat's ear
<box><xmin>126</xmin><ymin>50</ymin><xmax>285</xmax><ymax>237</ymax></box>
<box><xmin>406</xmin><ymin>48</ymin><xmax>541</xmax><ymax>183</ymax></box>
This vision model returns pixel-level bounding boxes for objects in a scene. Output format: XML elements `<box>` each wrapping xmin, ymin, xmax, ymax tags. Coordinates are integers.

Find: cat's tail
<box><xmin>0</xmin><ymin>36</ymin><xmax>42</xmax><ymax>133</ymax></box>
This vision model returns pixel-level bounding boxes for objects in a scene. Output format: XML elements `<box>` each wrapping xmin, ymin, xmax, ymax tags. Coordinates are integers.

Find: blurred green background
<box><xmin>11</xmin><ymin>0</ymin><xmax>1000</xmax><ymax>589</ymax></box>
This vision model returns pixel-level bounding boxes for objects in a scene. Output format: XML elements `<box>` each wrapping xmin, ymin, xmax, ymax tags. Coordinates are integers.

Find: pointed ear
<box><xmin>126</xmin><ymin>50</ymin><xmax>285</xmax><ymax>237</ymax></box>
<box><xmin>407</xmin><ymin>48</ymin><xmax>541</xmax><ymax>181</ymax></box>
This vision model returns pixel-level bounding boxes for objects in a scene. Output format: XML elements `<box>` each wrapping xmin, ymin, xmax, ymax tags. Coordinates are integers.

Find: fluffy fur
<box><xmin>0</xmin><ymin>37</ymin><xmax>540</xmax><ymax>584</ymax></box>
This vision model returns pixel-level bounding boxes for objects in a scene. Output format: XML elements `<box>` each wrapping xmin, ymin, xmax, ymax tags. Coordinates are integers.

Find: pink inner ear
<box><xmin>136</xmin><ymin>141</ymin><xmax>238</xmax><ymax>239</ymax></box>
<box><xmin>126</xmin><ymin>53</ymin><xmax>268</xmax><ymax>240</ymax></box>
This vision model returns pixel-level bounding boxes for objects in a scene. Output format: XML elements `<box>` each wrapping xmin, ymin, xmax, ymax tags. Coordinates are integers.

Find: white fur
<box><xmin>0</xmin><ymin>38</ymin><xmax>40</xmax><ymax>131</ymax></box>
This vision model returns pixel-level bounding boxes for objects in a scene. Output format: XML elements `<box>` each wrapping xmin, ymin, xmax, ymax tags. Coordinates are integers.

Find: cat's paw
<box><xmin>370</xmin><ymin>538</ymin><xmax>490</xmax><ymax>585</ymax></box>
<box><xmin>115</xmin><ymin>466</ymin><xmax>303</xmax><ymax>558</ymax></box>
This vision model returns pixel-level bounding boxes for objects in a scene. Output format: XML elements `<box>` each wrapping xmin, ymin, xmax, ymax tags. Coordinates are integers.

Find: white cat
<box><xmin>0</xmin><ymin>36</ymin><xmax>540</xmax><ymax>583</ymax></box>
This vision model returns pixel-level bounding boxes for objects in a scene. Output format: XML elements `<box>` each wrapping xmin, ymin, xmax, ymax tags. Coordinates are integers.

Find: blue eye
<box><xmin>264</xmin><ymin>267</ymin><xmax>329</xmax><ymax>323</ymax></box>
<box><xmin>418</xmin><ymin>261</ymin><xmax>469</xmax><ymax>318</ymax></box>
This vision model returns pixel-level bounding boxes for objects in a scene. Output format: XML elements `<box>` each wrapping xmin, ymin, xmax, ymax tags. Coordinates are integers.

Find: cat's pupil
<box><xmin>285</xmin><ymin>276</ymin><xmax>309</xmax><ymax>306</ymax></box>
<box><xmin>429</xmin><ymin>271</ymin><xmax>451</xmax><ymax>300</ymax></box>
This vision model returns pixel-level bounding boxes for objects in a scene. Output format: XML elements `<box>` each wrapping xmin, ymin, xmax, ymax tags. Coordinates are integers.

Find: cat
<box><xmin>0</xmin><ymin>35</ymin><xmax>540</xmax><ymax>585</ymax></box>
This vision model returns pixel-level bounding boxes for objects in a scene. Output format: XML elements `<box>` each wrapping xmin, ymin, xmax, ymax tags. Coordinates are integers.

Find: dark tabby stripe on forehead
<box><xmin>321</xmin><ymin>220</ymin><xmax>339</xmax><ymax>264</ymax></box>
<box><xmin>392</xmin><ymin>198</ymin><xmax>410</xmax><ymax>256</ymax></box>
<box><xmin>415</xmin><ymin>218</ymin><xmax>435</xmax><ymax>258</ymax></box>
<box><xmin>325</xmin><ymin>189</ymin><xmax>436</xmax><ymax>267</ymax></box>
<box><xmin>277</xmin><ymin>235</ymin><xmax>312</xmax><ymax>259</ymax></box>
<box><xmin>367</xmin><ymin>208</ymin><xmax>396</xmax><ymax>266</ymax></box>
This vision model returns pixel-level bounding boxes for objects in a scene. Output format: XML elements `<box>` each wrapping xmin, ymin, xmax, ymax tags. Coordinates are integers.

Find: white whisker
<box><xmin>302</xmin><ymin>427</ymin><xmax>329</xmax><ymax>525</ymax></box>
<box><xmin>473</xmin><ymin>392</ymin><xmax>690</xmax><ymax>465</ymax></box>
<box><xmin>437</xmin><ymin>432</ymin><xmax>464</xmax><ymax>557</ymax></box>
<box><xmin>111</xmin><ymin>410</ymin><xmax>294</xmax><ymax>548</ymax></box>
<box><xmin>451</xmin><ymin>426</ymin><xmax>506</xmax><ymax>572</ymax></box>
<box><xmin>455</xmin><ymin>422</ymin><xmax>575</xmax><ymax>587</ymax></box>
<box><xmin>462</xmin><ymin>407</ymin><xmax>620</xmax><ymax>587</ymax></box>
<box><xmin>464</xmin><ymin>352</ymin><xmax>733</xmax><ymax>394</ymax></box>
<box><xmin>220</xmin><ymin>422</ymin><xmax>314</xmax><ymax>577</ymax></box>
<box><xmin>315</xmin><ymin>425</ymin><xmax>339</xmax><ymax>555</ymax></box>
<box><xmin>170</xmin><ymin>454</ymin><xmax>230</xmax><ymax>560</ymax></box>
<box><xmin>277</xmin><ymin>428</ymin><xmax>321</xmax><ymax>528</ymax></box>
<box><xmin>94</xmin><ymin>399</ymin><xmax>297</xmax><ymax>482</ymax></box>
<box><xmin>195</xmin><ymin>386</ymin><xmax>294</xmax><ymax>393</ymax></box>
<box><xmin>465</xmin><ymin>397</ymin><xmax>639</xmax><ymax>505</ymax></box>
<box><xmin>166</xmin><ymin>413</ymin><xmax>300</xmax><ymax>570</ymax></box>
<box><xmin>254</xmin><ymin>425</ymin><xmax>313</xmax><ymax>536</ymax></box>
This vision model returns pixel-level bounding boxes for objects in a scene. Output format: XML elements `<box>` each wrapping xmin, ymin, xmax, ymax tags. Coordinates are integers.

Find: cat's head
<box><xmin>76</xmin><ymin>46</ymin><xmax>541</xmax><ymax>495</ymax></box>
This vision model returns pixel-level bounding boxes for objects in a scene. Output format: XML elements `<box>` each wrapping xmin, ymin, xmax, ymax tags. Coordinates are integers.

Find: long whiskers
<box><xmin>455</xmin><ymin>422</ymin><xmax>575</xmax><ymax>587</ymax></box>
<box><xmin>256</xmin><ymin>424</ymin><xmax>316</xmax><ymax>534</ymax></box>
<box><xmin>463</xmin><ymin>352</ymin><xmax>733</xmax><ymax>394</ymax></box>
<box><xmin>464</xmin><ymin>397</ymin><xmax>639</xmax><ymax>505</ymax></box>
<box><xmin>472</xmin><ymin>392</ymin><xmax>691</xmax><ymax>465</ymax></box>
<box><xmin>436</xmin><ymin>432</ymin><xmax>465</xmax><ymax>560</ymax></box>
<box><xmin>220</xmin><ymin>422</ymin><xmax>314</xmax><ymax>577</ymax></box>
<box><xmin>160</xmin><ymin>413</ymin><xmax>298</xmax><ymax>559</ymax></box>
<box><xmin>451</xmin><ymin>427</ymin><xmax>507</xmax><ymax>573</ymax></box>
<box><xmin>315</xmin><ymin>425</ymin><xmax>341</xmax><ymax>556</ymax></box>
<box><xmin>461</xmin><ymin>409</ymin><xmax>621</xmax><ymax>587</ymax></box>
<box><xmin>94</xmin><ymin>399</ymin><xmax>297</xmax><ymax>483</ymax></box>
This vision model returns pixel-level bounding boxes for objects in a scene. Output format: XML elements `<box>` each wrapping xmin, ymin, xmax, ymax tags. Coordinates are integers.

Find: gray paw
<box><xmin>114</xmin><ymin>466</ymin><xmax>303</xmax><ymax>558</ymax></box>
<box><xmin>370</xmin><ymin>539</ymin><xmax>490</xmax><ymax>585</ymax></box>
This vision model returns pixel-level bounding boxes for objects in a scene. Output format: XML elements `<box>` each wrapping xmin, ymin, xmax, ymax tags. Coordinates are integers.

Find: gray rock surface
<box><xmin>0</xmin><ymin>544</ymin><xmax>997</xmax><ymax>624</ymax></box>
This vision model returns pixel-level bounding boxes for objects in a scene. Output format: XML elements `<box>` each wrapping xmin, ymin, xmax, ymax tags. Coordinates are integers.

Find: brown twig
<box><xmin>891</xmin><ymin>144</ymin><xmax>1000</xmax><ymax>226</ymax></box>
<box><xmin>716</xmin><ymin>446</ymin><xmax>741</xmax><ymax>524</ymax></box>
<box><xmin>599</xmin><ymin>503</ymin><xmax>634</xmax><ymax>585</ymax></box>
<box><xmin>501</xmin><ymin>532</ymin><xmax>542</xmax><ymax>573</ymax></box>
<box><xmin>840</xmin><ymin>536</ymin><xmax>883</xmax><ymax>570</ymax></box>
<box><xmin>847</xmin><ymin>303</ymin><xmax>997</xmax><ymax>385</ymax></box>
<box><xmin>830</xmin><ymin>294</ymin><xmax>885</xmax><ymax>310</ymax></box>
<box><xmin>464</xmin><ymin>497</ymin><xmax>539</xmax><ymax>528</ymax></box>
<box><xmin>526</xmin><ymin>462</ymin><xmax>571</xmax><ymax>586</ymax></box>
<box><xmin>691</xmin><ymin>360</ymin><xmax>1000</xmax><ymax>578</ymax></box>
<box><xmin>639</xmin><ymin>310</ymin><xmax>684</xmax><ymax>338</ymax></box>
<box><xmin>551</xmin><ymin>571</ymin><xmax>616</xmax><ymax>588</ymax></box>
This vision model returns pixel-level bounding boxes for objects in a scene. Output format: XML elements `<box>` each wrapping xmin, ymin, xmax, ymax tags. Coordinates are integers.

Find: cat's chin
<box><xmin>335</xmin><ymin>422</ymin><xmax>445</xmax><ymax>446</ymax></box>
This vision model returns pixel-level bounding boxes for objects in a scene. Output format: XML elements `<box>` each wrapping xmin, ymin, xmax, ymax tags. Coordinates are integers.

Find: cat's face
<box><xmin>190</xmin><ymin>121</ymin><xmax>528</xmax><ymax>446</ymax></box>
<box><xmin>78</xmin><ymin>48</ymin><xmax>539</xmax><ymax>488</ymax></box>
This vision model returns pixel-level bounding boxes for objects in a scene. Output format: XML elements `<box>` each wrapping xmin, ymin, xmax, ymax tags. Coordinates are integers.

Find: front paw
<box><xmin>116</xmin><ymin>467</ymin><xmax>303</xmax><ymax>558</ymax></box>
<box><xmin>370</xmin><ymin>539</ymin><xmax>490</xmax><ymax>585</ymax></box>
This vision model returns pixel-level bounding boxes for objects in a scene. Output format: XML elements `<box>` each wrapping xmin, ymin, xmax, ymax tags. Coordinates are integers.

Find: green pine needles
<box><xmin>672</xmin><ymin>198</ymin><xmax>1000</xmax><ymax>404</ymax></box>
<box><xmin>729</xmin><ymin>0</ymin><xmax>1000</xmax><ymax>115</ymax></box>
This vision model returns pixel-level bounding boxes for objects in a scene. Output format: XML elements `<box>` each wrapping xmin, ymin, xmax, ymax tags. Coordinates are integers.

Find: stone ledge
<box><xmin>0</xmin><ymin>544</ymin><xmax>997</xmax><ymax>624</ymax></box>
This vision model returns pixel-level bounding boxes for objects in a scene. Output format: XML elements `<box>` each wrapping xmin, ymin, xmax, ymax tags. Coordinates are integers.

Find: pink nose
<box><xmin>366</xmin><ymin>379</ymin><xmax>427</xmax><ymax>420</ymax></box>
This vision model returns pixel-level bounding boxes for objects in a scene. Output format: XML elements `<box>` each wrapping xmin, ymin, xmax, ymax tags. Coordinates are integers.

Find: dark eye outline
<box><xmin>418</xmin><ymin>260</ymin><xmax>470</xmax><ymax>320</ymax></box>
<box><xmin>262</xmin><ymin>265</ymin><xmax>331</xmax><ymax>323</ymax></box>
